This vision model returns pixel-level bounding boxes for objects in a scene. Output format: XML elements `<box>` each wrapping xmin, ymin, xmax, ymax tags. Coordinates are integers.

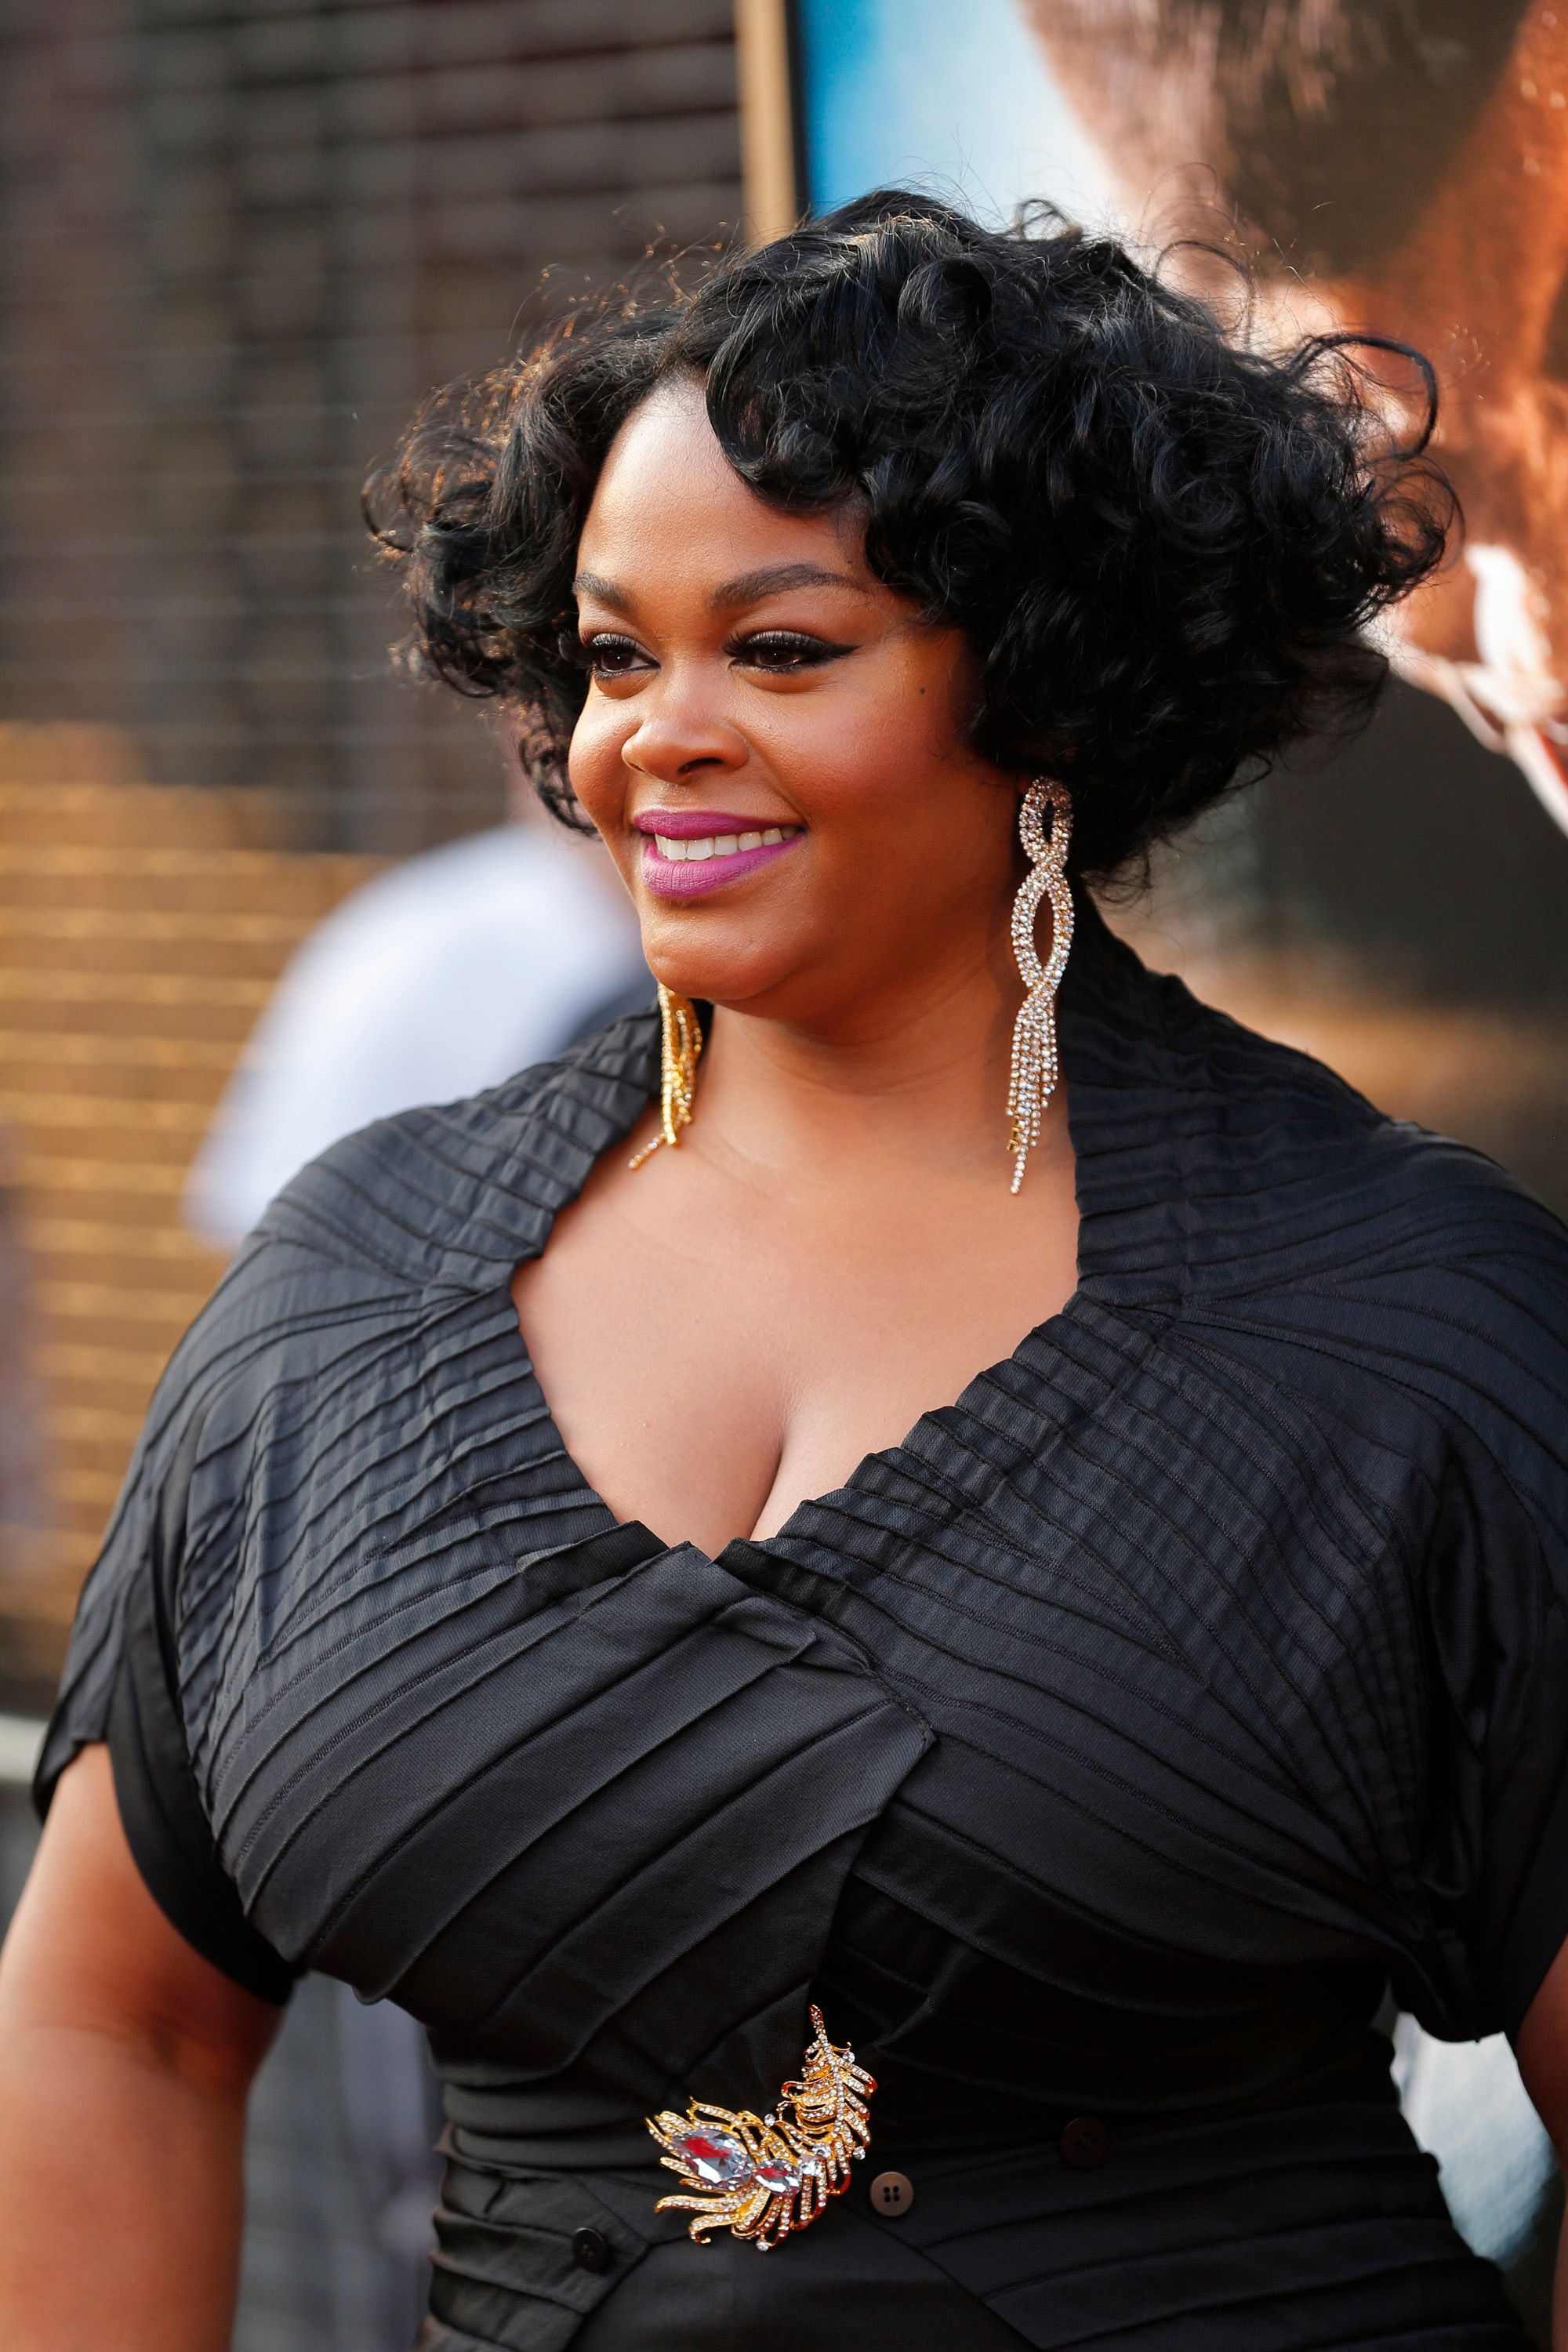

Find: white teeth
<box><xmin>648</xmin><ymin>825</ymin><xmax>800</xmax><ymax>861</ymax></box>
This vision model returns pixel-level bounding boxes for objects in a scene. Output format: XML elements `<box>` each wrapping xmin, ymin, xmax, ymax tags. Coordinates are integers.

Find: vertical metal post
<box><xmin>735</xmin><ymin>0</ymin><xmax>799</xmax><ymax>242</ymax></box>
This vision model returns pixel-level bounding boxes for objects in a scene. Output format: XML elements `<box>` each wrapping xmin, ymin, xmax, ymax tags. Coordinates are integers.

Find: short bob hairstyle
<box><xmin>367</xmin><ymin>190</ymin><xmax>1452</xmax><ymax>879</ymax></box>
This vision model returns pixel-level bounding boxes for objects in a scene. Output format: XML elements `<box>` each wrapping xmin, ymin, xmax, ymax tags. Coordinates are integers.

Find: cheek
<box><xmin>775</xmin><ymin>659</ymin><xmax>977</xmax><ymax>838</ymax></box>
<box><xmin>566</xmin><ymin>699</ymin><xmax>630</xmax><ymax>831</ymax></box>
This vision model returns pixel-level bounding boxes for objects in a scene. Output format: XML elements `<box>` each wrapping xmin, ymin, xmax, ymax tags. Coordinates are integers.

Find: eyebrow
<box><xmin>571</xmin><ymin>561</ymin><xmax>869</xmax><ymax>616</ymax></box>
<box><xmin>709</xmin><ymin>562</ymin><xmax>869</xmax><ymax>611</ymax></box>
<box><xmin>572</xmin><ymin>571</ymin><xmax>631</xmax><ymax>614</ymax></box>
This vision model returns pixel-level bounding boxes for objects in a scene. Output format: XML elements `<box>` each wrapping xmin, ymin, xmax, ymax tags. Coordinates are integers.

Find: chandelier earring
<box><xmin>1007</xmin><ymin>779</ymin><xmax>1073</xmax><ymax>1193</ymax></box>
<box><xmin>629</xmin><ymin>982</ymin><xmax>703</xmax><ymax>1170</ymax></box>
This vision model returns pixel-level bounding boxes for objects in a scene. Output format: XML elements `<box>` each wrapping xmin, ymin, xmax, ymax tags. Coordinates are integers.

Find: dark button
<box><xmin>869</xmin><ymin>2168</ymin><xmax>915</xmax><ymax>2216</ymax></box>
<box><xmin>571</xmin><ymin>2226</ymin><xmax>613</xmax><ymax>2274</ymax></box>
<box><xmin>1059</xmin><ymin>2114</ymin><xmax>1112</xmax><ymax>2171</ymax></box>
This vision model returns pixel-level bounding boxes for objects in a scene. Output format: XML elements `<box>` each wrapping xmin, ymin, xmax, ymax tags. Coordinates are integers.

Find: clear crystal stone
<box><xmin>676</xmin><ymin>2127</ymin><xmax>752</xmax><ymax>2187</ymax></box>
<box><xmin>753</xmin><ymin>2158</ymin><xmax>800</xmax><ymax>2194</ymax></box>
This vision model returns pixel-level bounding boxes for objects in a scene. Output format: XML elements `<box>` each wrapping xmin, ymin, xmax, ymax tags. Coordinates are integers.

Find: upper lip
<box><xmin>630</xmin><ymin>808</ymin><xmax>801</xmax><ymax>839</ymax></box>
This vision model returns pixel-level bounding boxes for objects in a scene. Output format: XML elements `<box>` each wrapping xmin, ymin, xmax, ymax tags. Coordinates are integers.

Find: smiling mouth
<box><xmin>637</xmin><ymin>821</ymin><xmax>805</xmax><ymax>899</ymax></box>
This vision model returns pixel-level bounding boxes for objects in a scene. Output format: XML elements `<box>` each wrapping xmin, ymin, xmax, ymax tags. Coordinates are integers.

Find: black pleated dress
<box><xmin>36</xmin><ymin>901</ymin><xmax>1568</xmax><ymax>2351</ymax></box>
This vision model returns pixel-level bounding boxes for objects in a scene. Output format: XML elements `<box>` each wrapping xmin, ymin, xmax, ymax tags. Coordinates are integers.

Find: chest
<box><xmin>509</xmin><ymin>1138</ymin><xmax>1080</xmax><ymax>1552</ymax></box>
<box><xmin>198</xmin><ymin>1287</ymin><xmax>1439</xmax><ymax>2102</ymax></box>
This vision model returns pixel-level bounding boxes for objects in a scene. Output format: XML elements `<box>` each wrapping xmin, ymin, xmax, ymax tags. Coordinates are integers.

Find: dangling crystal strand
<box><xmin>629</xmin><ymin>983</ymin><xmax>702</xmax><ymax>1169</ymax></box>
<box><xmin>1007</xmin><ymin>781</ymin><xmax>1073</xmax><ymax>1193</ymax></box>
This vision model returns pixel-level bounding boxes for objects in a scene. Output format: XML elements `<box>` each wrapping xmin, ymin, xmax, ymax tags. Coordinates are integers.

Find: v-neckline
<box><xmin>514</xmin><ymin>1279</ymin><xmax>1095</xmax><ymax>1573</ymax></box>
<box><xmin>503</xmin><ymin>898</ymin><xmax>1181</xmax><ymax>1567</ymax></box>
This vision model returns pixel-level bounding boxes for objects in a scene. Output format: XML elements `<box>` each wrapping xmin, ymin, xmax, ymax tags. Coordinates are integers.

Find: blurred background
<box><xmin>0</xmin><ymin>2</ymin><xmax>1564</xmax><ymax>2344</ymax></box>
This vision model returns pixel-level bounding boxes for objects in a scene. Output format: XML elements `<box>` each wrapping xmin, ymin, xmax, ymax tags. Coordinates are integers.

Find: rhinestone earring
<box><xmin>1007</xmin><ymin>779</ymin><xmax>1073</xmax><ymax>1193</ymax></box>
<box><xmin>629</xmin><ymin>982</ymin><xmax>703</xmax><ymax>1169</ymax></box>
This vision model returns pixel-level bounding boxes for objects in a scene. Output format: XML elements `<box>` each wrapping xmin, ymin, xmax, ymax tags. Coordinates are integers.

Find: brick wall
<box><xmin>0</xmin><ymin>726</ymin><xmax>382</xmax><ymax>1700</ymax></box>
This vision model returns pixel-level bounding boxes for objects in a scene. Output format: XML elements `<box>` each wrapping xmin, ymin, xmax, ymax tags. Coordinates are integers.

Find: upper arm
<box><xmin>0</xmin><ymin>1746</ymin><xmax>279</xmax><ymax>2101</ymax></box>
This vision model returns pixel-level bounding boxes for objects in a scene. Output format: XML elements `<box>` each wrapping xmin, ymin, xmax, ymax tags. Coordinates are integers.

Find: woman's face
<box><xmin>568</xmin><ymin>376</ymin><xmax>1022</xmax><ymax>1029</ymax></box>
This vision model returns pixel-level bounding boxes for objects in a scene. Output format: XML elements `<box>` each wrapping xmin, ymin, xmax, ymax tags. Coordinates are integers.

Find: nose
<box><xmin>621</xmin><ymin>671</ymin><xmax>749</xmax><ymax>786</ymax></box>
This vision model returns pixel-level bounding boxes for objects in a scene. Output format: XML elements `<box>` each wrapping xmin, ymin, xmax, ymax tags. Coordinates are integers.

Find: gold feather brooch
<box><xmin>645</xmin><ymin>2008</ymin><xmax>875</xmax><ymax>2250</ymax></box>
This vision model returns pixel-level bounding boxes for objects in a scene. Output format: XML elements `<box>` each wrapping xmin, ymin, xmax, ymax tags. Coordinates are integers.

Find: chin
<box><xmin>637</xmin><ymin>900</ymin><xmax>793</xmax><ymax>999</ymax></box>
<box><xmin>652</xmin><ymin>940</ymin><xmax>814</xmax><ymax>1018</ymax></box>
<box><xmin>642</xmin><ymin>931</ymin><xmax>761</xmax><ymax>999</ymax></box>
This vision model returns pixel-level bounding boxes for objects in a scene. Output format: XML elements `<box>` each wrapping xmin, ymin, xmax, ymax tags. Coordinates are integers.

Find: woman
<box><xmin>2</xmin><ymin>194</ymin><xmax>1566</xmax><ymax>2350</ymax></box>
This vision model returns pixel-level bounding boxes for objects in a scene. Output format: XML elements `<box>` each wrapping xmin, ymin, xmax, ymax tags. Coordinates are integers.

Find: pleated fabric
<box><xmin>37</xmin><ymin>898</ymin><xmax>1568</xmax><ymax>2350</ymax></box>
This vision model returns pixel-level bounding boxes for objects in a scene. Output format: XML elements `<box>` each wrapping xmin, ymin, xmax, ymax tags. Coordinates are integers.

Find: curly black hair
<box><xmin>366</xmin><ymin>190</ymin><xmax>1453</xmax><ymax>879</ymax></box>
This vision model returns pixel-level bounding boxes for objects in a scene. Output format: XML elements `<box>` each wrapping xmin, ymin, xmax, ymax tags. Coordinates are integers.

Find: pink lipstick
<box><xmin>633</xmin><ymin>808</ymin><xmax>805</xmax><ymax>900</ymax></box>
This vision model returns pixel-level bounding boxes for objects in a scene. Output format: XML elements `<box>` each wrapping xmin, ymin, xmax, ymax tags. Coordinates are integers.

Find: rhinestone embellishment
<box><xmin>646</xmin><ymin>2007</ymin><xmax>874</xmax><ymax>2251</ymax></box>
<box><xmin>1007</xmin><ymin>778</ymin><xmax>1073</xmax><ymax>1193</ymax></box>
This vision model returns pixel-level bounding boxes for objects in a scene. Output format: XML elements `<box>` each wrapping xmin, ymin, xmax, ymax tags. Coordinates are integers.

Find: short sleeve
<box><xmin>1417</xmin><ymin>1422</ymin><xmax>1568</xmax><ymax>2042</ymax></box>
<box><xmin>34</xmin><ymin>1284</ymin><xmax>297</xmax><ymax>2006</ymax></box>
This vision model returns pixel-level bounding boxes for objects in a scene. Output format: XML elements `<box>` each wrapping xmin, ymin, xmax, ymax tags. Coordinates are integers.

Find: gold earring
<box><xmin>629</xmin><ymin>982</ymin><xmax>703</xmax><ymax>1169</ymax></box>
<box><xmin>1007</xmin><ymin>779</ymin><xmax>1073</xmax><ymax>1193</ymax></box>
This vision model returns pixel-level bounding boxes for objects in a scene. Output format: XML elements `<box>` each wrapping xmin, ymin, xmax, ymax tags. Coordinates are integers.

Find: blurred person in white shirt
<box><xmin>187</xmin><ymin>810</ymin><xmax>645</xmax><ymax>1249</ymax></box>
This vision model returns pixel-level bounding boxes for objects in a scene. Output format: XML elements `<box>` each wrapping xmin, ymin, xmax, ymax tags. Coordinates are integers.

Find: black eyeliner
<box><xmin>728</xmin><ymin>630</ymin><xmax>855</xmax><ymax>667</ymax></box>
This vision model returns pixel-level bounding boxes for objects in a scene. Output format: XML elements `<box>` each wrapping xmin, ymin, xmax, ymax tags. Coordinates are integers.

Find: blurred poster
<box><xmin>1023</xmin><ymin>2</ymin><xmax>1568</xmax><ymax>837</ymax></box>
<box><xmin>797</xmin><ymin>0</ymin><xmax>1112</xmax><ymax>222</ymax></box>
<box><xmin>794</xmin><ymin>0</ymin><xmax>1568</xmax><ymax>1225</ymax></box>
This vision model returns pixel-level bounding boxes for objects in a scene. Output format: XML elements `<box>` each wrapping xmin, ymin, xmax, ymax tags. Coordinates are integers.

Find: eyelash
<box><xmin>582</xmin><ymin>630</ymin><xmax>851</xmax><ymax>677</ymax></box>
